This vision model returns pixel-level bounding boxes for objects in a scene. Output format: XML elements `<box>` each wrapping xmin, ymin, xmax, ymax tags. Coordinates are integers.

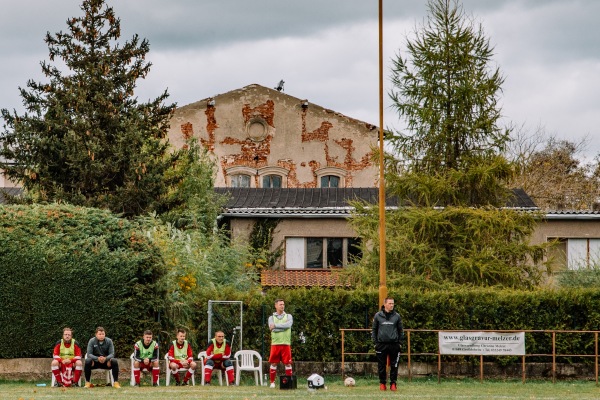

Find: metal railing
<box><xmin>340</xmin><ymin>328</ymin><xmax>600</xmax><ymax>384</ymax></box>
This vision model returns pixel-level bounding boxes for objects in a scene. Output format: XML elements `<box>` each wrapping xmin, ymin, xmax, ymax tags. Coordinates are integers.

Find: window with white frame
<box><xmin>285</xmin><ymin>237</ymin><xmax>361</xmax><ymax>269</ymax></box>
<box><xmin>567</xmin><ymin>238</ymin><xmax>600</xmax><ymax>269</ymax></box>
<box><xmin>315</xmin><ymin>166</ymin><xmax>345</xmax><ymax>188</ymax></box>
<box><xmin>549</xmin><ymin>237</ymin><xmax>600</xmax><ymax>270</ymax></box>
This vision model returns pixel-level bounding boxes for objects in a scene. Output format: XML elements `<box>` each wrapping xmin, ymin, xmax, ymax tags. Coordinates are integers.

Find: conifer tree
<box><xmin>352</xmin><ymin>0</ymin><xmax>550</xmax><ymax>288</ymax></box>
<box><xmin>388</xmin><ymin>0</ymin><xmax>512</xmax><ymax>207</ymax></box>
<box><xmin>0</xmin><ymin>0</ymin><xmax>177</xmax><ymax>216</ymax></box>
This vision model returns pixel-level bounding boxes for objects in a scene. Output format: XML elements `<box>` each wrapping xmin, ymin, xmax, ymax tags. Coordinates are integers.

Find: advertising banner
<box><xmin>438</xmin><ymin>331</ymin><xmax>525</xmax><ymax>355</ymax></box>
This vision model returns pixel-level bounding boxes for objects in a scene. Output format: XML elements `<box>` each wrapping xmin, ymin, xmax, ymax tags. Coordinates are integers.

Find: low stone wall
<box><xmin>0</xmin><ymin>359</ymin><xmax>596</xmax><ymax>382</ymax></box>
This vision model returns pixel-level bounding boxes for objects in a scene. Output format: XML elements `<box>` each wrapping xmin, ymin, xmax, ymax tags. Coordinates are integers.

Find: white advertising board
<box><xmin>439</xmin><ymin>331</ymin><xmax>525</xmax><ymax>355</ymax></box>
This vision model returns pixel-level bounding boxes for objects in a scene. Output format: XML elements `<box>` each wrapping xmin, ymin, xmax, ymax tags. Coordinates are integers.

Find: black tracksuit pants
<box><xmin>375</xmin><ymin>342</ymin><xmax>400</xmax><ymax>384</ymax></box>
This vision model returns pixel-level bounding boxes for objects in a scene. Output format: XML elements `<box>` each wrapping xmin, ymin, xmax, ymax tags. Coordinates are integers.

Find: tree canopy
<box><xmin>351</xmin><ymin>0</ymin><xmax>549</xmax><ymax>288</ymax></box>
<box><xmin>387</xmin><ymin>0</ymin><xmax>512</xmax><ymax>207</ymax></box>
<box><xmin>0</xmin><ymin>0</ymin><xmax>178</xmax><ymax>217</ymax></box>
<box><xmin>507</xmin><ymin>128</ymin><xmax>600</xmax><ymax>210</ymax></box>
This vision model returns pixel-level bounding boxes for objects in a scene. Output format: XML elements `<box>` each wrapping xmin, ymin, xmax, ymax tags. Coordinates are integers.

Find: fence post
<box><xmin>552</xmin><ymin>331</ymin><xmax>556</xmax><ymax>384</ymax></box>
<box><xmin>595</xmin><ymin>332</ymin><xmax>598</xmax><ymax>385</ymax></box>
<box><xmin>407</xmin><ymin>330</ymin><xmax>412</xmax><ymax>382</ymax></box>
<box><xmin>341</xmin><ymin>330</ymin><xmax>345</xmax><ymax>379</ymax></box>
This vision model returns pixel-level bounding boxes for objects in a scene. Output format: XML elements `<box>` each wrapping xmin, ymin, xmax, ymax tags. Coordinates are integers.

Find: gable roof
<box><xmin>214</xmin><ymin>187</ymin><xmax>537</xmax><ymax>218</ymax></box>
<box><xmin>176</xmin><ymin>83</ymin><xmax>378</xmax><ymax>131</ymax></box>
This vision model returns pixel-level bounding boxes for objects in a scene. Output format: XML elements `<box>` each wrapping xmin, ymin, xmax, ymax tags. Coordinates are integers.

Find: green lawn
<box><xmin>2</xmin><ymin>377</ymin><xmax>600</xmax><ymax>400</ymax></box>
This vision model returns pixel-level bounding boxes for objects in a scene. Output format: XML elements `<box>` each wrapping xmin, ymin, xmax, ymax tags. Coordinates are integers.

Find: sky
<box><xmin>1</xmin><ymin>0</ymin><xmax>599</xmax><ymax>157</ymax></box>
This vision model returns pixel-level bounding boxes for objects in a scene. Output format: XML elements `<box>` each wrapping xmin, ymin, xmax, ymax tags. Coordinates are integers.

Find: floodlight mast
<box><xmin>378</xmin><ymin>0</ymin><xmax>387</xmax><ymax>309</ymax></box>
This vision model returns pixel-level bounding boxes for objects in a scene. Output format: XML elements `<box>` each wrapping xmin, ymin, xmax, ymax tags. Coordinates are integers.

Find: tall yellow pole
<box><xmin>378</xmin><ymin>0</ymin><xmax>387</xmax><ymax>308</ymax></box>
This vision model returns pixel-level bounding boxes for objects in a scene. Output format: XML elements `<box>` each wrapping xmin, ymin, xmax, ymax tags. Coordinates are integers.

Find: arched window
<box><xmin>315</xmin><ymin>167</ymin><xmax>346</xmax><ymax>188</ymax></box>
<box><xmin>258</xmin><ymin>166</ymin><xmax>289</xmax><ymax>188</ymax></box>
<box><xmin>225</xmin><ymin>166</ymin><xmax>257</xmax><ymax>188</ymax></box>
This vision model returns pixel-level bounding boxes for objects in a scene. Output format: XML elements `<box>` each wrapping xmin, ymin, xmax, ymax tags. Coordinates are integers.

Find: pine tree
<box><xmin>0</xmin><ymin>0</ymin><xmax>177</xmax><ymax>216</ymax></box>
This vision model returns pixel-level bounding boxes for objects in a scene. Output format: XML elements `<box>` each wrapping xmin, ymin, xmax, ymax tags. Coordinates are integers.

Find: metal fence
<box><xmin>340</xmin><ymin>328</ymin><xmax>600</xmax><ymax>384</ymax></box>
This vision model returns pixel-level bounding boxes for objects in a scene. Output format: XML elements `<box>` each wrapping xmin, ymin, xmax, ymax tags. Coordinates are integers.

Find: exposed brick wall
<box><xmin>171</xmin><ymin>86</ymin><xmax>377</xmax><ymax>188</ymax></box>
<box><xmin>242</xmin><ymin>100</ymin><xmax>275</xmax><ymax>127</ymax></box>
<box><xmin>202</xmin><ymin>105</ymin><xmax>218</xmax><ymax>151</ymax></box>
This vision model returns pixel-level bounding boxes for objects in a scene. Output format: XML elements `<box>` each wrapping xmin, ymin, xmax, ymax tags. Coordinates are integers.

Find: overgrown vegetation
<box><xmin>0</xmin><ymin>204</ymin><xmax>167</xmax><ymax>358</ymax></box>
<box><xmin>246</xmin><ymin>218</ymin><xmax>282</xmax><ymax>275</ymax></box>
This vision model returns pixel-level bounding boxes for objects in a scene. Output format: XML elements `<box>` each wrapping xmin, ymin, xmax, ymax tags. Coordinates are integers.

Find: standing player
<box><xmin>203</xmin><ymin>331</ymin><xmax>234</xmax><ymax>385</ymax></box>
<box><xmin>132</xmin><ymin>330</ymin><xmax>160</xmax><ymax>386</ymax></box>
<box><xmin>51</xmin><ymin>327</ymin><xmax>82</xmax><ymax>387</ymax></box>
<box><xmin>167</xmin><ymin>328</ymin><xmax>196</xmax><ymax>385</ymax></box>
<box><xmin>268</xmin><ymin>299</ymin><xmax>293</xmax><ymax>388</ymax></box>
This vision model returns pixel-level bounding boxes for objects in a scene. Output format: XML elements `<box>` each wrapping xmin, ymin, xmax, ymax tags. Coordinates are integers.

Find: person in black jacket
<box><xmin>372</xmin><ymin>297</ymin><xmax>403</xmax><ymax>391</ymax></box>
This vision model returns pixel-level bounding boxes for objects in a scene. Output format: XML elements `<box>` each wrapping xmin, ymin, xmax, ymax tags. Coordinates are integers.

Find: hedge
<box><xmin>184</xmin><ymin>286</ymin><xmax>600</xmax><ymax>363</ymax></box>
<box><xmin>0</xmin><ymin>204</ymin><xmax>166</xmax><ymax>358</ymax></box>
<box><xmin>2</xmin><ymin>203</ymin><xmax>600</xmax><ymax>362</ymax></box>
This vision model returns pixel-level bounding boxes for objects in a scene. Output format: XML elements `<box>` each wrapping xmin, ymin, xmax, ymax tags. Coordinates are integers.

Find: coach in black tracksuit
<box><xmin>372</xmin><ymin>297</ymin><xmax>403</xmax><ymax>391</ymax></box>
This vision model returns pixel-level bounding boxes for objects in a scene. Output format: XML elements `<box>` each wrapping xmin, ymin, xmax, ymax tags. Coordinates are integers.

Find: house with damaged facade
<box><xmin>2</xmin><ymin>83</ymin><xmax>599</xmax><ymax>284</ymax></box>
<box><xmin>167</xmin><ymin>83</ymin><xmax>381</xmax><ymax>286</ymax></box>
<box><xmin>167</xmin><ymin>83</ymin><xmax>600</xmax><ymax>284</ymax></box>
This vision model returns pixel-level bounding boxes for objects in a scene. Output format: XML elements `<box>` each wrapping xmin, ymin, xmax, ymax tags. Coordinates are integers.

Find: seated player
<box><xmin>203</xmin><ymin>331</ymin><xmax>234</xmax><ymax>385</ymax></box>
<box><xmin>132</xmin><ymin>330</ymin><xmax>159</xmax><ymax>386</ymax></box>
<box><xmin>167</xmin><ymin>328</ymin><xmax>196</xmax><ymax>385</ymax></box>
<box><xmin>51</xmin><ymin>327</ymin><xmax>82</xmax><ymax>387</ymax></box>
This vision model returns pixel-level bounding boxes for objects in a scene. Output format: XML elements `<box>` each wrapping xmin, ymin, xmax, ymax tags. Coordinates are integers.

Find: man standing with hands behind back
<box><xmin>268</xmin><ymin>298</ymin><xmax>293</xmax><ymax>388</ymax></box>
<box><xmin>372</xmin><ymin>297</ymin><xmax>403</xmax><ymax>392</ymax></box>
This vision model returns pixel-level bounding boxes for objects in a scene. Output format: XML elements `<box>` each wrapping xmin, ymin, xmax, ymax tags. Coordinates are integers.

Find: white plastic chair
<box><xmin>233</xmin><ymin>350</ymin><xmax>262</xmax><ymax>386</ymax></box>
<box><xmin>198</xmin><ymin>351</ymin><xmax>228</xmax><ymax>386</ymax></box>
<box><xmin>130</xmin><ymin>352</ymin><xmax>160</xmax><ymax>386</ymax></box>
<box><xmin>84</xmin><ymin>353</ymin><xmax>114</xmax><ymax>386</ymax></box>
<box><xmin>164</xmin><ymin>354</ymin><xmax>195</xmax><ymax>386</ymax></box>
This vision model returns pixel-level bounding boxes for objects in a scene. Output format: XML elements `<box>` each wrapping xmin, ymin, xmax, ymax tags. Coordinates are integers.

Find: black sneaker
<box><xmin>153</xmin><ymin>383</ymin><xmax>159</xmax><ymax>387</ymax></box>
<box><xmin>175</xmin><ymin>381</ymin><xmax>181</xmax><ymax>386</ymax></box>
<box><xmin>72</xmin><ymin>382</ymin><xmax>79</xmax><ymax>388</ymax></box>
<box><xmin>181</xmin><ymin>380</ymin><xmax>189</xmax><ymax>386</ymax></box>
<box><xmin>134</xmin><ymin>383</ymin><xmax>140</xmax><ymax>387</ymax></box>
<box><xmin>205</xmin><ymin>381</ymin><xmax>211</xmax><ymax>386</ymax></box>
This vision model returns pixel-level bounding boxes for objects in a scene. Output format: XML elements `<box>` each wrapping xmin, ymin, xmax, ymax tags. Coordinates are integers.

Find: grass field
<box><xmin>2</xmin><ymin>376</ymin><xmax>600</xmax><ymax>400</ymax></box>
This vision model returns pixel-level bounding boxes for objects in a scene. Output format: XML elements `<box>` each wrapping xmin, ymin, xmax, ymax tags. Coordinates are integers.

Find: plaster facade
<box><xmin>167</xmin><ymin>84</ymin><xmax>379</xmax><ymax>188</ymax></box>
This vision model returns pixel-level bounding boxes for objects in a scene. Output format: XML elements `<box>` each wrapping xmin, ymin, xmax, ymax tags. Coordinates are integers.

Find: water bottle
<box><xmin>263</xmin><ymin>374</ymin><xmax>268</xmax><ymax>386</ymax></box>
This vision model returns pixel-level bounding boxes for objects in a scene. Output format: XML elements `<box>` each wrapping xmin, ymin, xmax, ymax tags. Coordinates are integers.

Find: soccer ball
<box><xmin>344</xmin><ymin>377</ymin><xmax>356</xmax><ymax>387</ymax></box>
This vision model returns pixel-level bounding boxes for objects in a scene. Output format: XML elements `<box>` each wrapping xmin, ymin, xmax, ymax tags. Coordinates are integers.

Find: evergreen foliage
<box><xmin>0</xmin><ymin>204</ymin><xmax>167</xmax><ymax>358</ymax></box>
<box><xmin>387</xmin><ymin>0</ymin><xmax>512</xmax><ymax>206</ymax></box>
<box><xmin>351</xmin><ymin>0</ymin><xmax>550</xmax><ymax>288</ymax></box>
<box><xmin>0</xmin><ymin>0</ymin><xmax>178</xmax><ymax>217</ymax></box>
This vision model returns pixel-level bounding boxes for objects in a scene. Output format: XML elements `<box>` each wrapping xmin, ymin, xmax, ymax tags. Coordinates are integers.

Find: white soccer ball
<box><xmin>344</xmin><ymin>377</ymin><xmax>356</xmax><ymax>387</ymax></box>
